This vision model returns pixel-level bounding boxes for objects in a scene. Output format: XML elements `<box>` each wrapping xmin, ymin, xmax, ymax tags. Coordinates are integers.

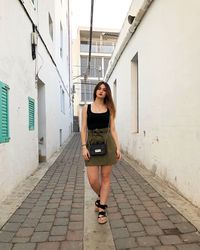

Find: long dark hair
<box><xmin>93</xmin><ymin>81</ymin><xmax>116</xmax><ymax>118</ymax></box>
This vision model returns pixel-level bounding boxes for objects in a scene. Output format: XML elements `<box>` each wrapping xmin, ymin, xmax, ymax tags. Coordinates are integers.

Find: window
<box><xmin>90</xmin><ymin>57</ymin><xmax>102</xmax><ymax>78</ymax></box>
<box><xmin>81</xmin><ymin>56</ymin><xmax>104</xmax><ymax>78</ymax></box>
<box><xmin>80</xmin><ymin>41</ymin><xmax>89</xmax><ymax>53</ymax></box>
<box><xmin>81</xmin><ymin>80</ymin><xmax>96</xmax><ymax>102</ymax></box>
<box><xmin>60</xmin><ymin>22</ymin><xmax>63</xmax><ymax>58</ymax></box>
<box><xmin>104</xmin><ymin>57</ymin><xmax>110</xmax><ymax>75</ymax></box>
<box><xmin>49</xmin><ymin>13</ymin><xmax>53</xmax><ymax>40</ymax></box>
<box><xmin>131</xmin><ymin>53</ymin><xmax>139</xmax><ymax>133</ymax></box>
<box><xmin>95</xmin><ymin>57</ymin><xmax>102</xmax><ymax>78</ymax></box>
<box><xmin>28</xmin><ymin>97</ymin><xmax>35</xmax><ymax>130</ymax></box>
<box><xmin>81</xmin><ymin>81</ymin><xmax>87</xmax><ymax>102</ymax></box>
<box><xmin>81</xmin><ymin>80</ymin><xmax>98</xmax><ymax>102</ymax></box>
<box><xmin>60</xmin><ymin>87</ymin><xmax>65</xmax><ymax>113</ymax></box>
<box><xmin>0</xmin><ymin>81</ymin><xmax>10</xmax><ymax>143</ymax></box>
<box><xmin>81</xmin><ymin>56</ymin><xmax>88</xmax><ymax>76</ymax></box>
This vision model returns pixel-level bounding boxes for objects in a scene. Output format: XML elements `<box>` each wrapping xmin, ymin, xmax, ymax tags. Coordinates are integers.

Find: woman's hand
<box><xmin>82</xmin><ymin>146</ymin><xmax>90</xmax><ymax>160</ymax></box>
<box><xmin>116</xmin><ymin>148</ymin><xmax>121</xmax><ymax>160</ymax></box>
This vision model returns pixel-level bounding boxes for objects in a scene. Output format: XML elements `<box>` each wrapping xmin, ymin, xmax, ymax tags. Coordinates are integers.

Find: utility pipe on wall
<box><xmin>17</xmin><ymin>0</ymin><xmax>71</xmax><ymax>97</ymax></box>
<box><xmin>105</xmin><ymin>0</ymin><xmax>154</xmax><ymax>82</ymax></box>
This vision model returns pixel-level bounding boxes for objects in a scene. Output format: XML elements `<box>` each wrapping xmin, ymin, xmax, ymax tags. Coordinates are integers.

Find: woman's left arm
<box><xmin>110</xmin><ymin>114</ymin><xmax>121</xmax><ymax>160</ymax></box>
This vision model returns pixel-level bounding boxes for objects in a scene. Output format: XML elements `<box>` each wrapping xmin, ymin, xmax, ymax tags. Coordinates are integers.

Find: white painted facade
<box><xmin>72</xmin><ymin>27</ymin><xmax>119</xmax><ymax>132</ymax></box>
<box><xmin>106</xmin><ymin>0</ymin><xmax>200</xmax><ymax>208</ymax></box>
<box><xmin>0</xmin><ymin>0</ymin><xmax>72</xmax><ymax>202</ymax></box>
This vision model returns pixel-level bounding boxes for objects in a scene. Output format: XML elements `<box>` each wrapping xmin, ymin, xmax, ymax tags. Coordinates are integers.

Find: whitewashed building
<box><xmin>0</xmin><ymin>0</ymin><xmax>72</xmax><ymax>202</ymax></box>
<box><xmin>72</xmin><ymin>27</ymin><xmax>119</xmax><ymax>117</ymax></box>
<box><xmin>105</xmin><ymin>0</ymin><xmax>200</xmax><ymax>208</ymax></box>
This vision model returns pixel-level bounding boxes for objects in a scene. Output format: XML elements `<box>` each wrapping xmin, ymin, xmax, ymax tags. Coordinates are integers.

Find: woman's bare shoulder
<box><xmin>82</xmin><ymin>104</ymin><xmax>88</xmax><ymax>113</ymax></box>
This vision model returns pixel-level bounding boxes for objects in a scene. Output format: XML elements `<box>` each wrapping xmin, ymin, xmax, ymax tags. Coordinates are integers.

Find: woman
<box><xmin>81</xmin><ymin>81</ymin><xmax>121</xmax><ymax>224</ymax></box>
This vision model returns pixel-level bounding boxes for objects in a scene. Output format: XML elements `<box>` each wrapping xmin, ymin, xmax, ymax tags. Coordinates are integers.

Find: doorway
<box><xmin>37</xmin><ymin>79</ymin><xmax>46</xmax><ymax>162</ymax></box>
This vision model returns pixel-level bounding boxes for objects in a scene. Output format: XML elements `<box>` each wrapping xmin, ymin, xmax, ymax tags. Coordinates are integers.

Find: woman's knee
<box><xmin>101</xmin><ymin>169</ymin><xmax>111</xmax><ymax>180</ymax></box>
<box><xmin>87</xmin><ymin>166</ymin><xmax>99</xmax><ymax>185</ymax></box>
<box><xmin>101</xmin><ymin>174</ymin><xmax>110</xmax><ymax>185</ymax></box>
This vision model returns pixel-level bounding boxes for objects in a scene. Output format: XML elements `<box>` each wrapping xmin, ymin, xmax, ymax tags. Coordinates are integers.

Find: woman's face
<box><xmin>96</xmin><ymin>84</ymin><xmax>107</xmax><ymax>99</ymax></box>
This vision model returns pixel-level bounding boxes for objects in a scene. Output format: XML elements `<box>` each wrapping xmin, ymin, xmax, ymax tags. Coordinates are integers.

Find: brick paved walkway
<box><xmin>0</xmin><ymin>134</ymin><xmax>84</xmax><ymax>250</ymax></box>
<box><xmin>109</xmin><ymin>161</ymin><xmax>200</xmax><ymax>250</ymax></box>
<box><xmin>0</xmin><ymin>133</ymin><xmax>200</xmax><ymax>250</ymax></box>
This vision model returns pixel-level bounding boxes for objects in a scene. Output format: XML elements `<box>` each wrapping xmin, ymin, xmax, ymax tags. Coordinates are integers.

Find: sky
<box><xmin>71</xmin><ymin>0</ymin><xmax>132</xmax><ymax>39</ymax></box>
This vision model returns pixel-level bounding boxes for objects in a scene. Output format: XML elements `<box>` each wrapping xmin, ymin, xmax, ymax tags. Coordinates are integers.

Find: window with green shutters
<box><xmin>0</xmin><ymin>81</ymin><xmax>10</xmax><ymax>143</ymax></box>
<box><xmin>28</xmin><ymin>97</ymin><xmax>35</xmax><ymax>130</ymax></box>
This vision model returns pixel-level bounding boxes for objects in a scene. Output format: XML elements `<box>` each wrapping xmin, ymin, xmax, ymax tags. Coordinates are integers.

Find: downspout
<box><xmin>105</xmin><ymin>0</ymin><xmax>154</xmax><ymax>82</ymax></box>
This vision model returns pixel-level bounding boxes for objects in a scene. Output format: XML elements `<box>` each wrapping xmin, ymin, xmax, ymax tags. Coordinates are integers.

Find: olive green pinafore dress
<box><xmin>85</xmin><ymin>104</ymin><xmax>117</xmax><ymax>166</ymax></box>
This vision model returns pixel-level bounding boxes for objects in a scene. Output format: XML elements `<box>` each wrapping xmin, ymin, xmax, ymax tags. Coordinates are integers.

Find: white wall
<box><xmin>0</xmin><ymin>0</ymin><xmax>38</xmax><ymax>201</ymax></box>
<box><xmin>0</xmin><ymin>0</ymin><xmax>72</xmax><ymax>202</ymax></box>
<box><xmin>72</xmin><ymin>29</ymin><xmax>81</xmax><ymax>116</ymax></box>
<box><xmin>107</xmin><ymin>0</ymin><xmax>200</xmax><ymax>207</ymax></box>
<box><xmin>36</xmin><ymin>38</ymin><xmax>72</xmax><ymax>160</ymax></box>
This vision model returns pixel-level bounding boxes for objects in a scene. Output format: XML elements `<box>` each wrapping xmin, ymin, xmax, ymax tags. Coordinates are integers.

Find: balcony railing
<box><xmin>80</xmin><ymin>44</ymin><xmax>114</xmax><ymax>54</ymax></box>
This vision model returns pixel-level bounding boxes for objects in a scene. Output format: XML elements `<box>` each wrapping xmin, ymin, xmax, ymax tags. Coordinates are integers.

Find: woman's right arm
<box><xmin>81</xmin><ymin>105</ymin><xmax>90</xmax><ymax>160</ymax></box>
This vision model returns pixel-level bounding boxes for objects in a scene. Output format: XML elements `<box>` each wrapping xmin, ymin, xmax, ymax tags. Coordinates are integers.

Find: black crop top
<box><xmin>87</xmin><ymin>104</ymin><xmax>110</xmax><ymax>130</ymax></box>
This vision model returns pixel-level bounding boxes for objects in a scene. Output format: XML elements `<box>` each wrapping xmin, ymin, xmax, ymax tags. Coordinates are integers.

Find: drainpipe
<box><xmin>105</xmin><ymin>0</ymin><xmax>154</xmax><ymax>81</ymax></box>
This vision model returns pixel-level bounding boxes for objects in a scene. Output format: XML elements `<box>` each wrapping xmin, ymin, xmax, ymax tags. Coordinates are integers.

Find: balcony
<box><xmin>80</xmin><ymin>44</ymin><xmax>114</xmax><ymax>54</ymax></box>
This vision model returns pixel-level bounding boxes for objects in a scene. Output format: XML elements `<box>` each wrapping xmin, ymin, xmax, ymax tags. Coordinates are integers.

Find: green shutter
<box><xmin>0</xmin><ymin>81</ymin><xmax>10</xmax><ymax>143</ymax></box>
<box><xmin>28</xmin><ymin>97</ymin><xmax>35</xmax><ymax>130</ymax></box>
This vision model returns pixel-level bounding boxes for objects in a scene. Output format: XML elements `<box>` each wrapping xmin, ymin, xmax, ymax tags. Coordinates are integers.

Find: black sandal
<box><xmin>97</xmin><ymin>204</ymin><xmax>108</xmax><ymax>224</ymax></box>
<box><xmin>95</xmin><ymin>199</ymin><xmax>100</xmax><ymax>212</ymax></box>
<box><xmin>95</xmin><ymin>195</ymin><xmax>100</xmax><ymax>212</ymax></box>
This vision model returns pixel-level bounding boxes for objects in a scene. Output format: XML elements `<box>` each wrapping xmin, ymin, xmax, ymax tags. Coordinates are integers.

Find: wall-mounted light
<box><xmin>31</xmin><ymin>25</ymin><xmax>38</xmax><ymax>60</ymax></box>
<box><xmin>128</xmin><ymin>15</ymin><xmax>135</xmax><ymax>24</ymax></box>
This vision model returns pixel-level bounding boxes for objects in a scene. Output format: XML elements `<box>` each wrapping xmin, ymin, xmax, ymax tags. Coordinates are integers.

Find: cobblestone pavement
<box><xmin>0</xmin><ymin>134</ymin><xmax>84</xmax><ymax>250</ymax></box>
<box><xmin>109</xmin><ymin>162</ymin><xmax>200</xmax><ymax>250</ymax></box>
<box><xmin>0</xmin><ymin>133</ymin><xmax>200</xmax><ymax>250</ymax></box>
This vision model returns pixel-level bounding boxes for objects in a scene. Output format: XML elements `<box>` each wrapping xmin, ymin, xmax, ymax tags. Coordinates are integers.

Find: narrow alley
<box><xmin>0</xmin><ymin>134</ymin><xmax>200</xmax><ymax>250</ymax></box>
<box><xmin>1</xmin><ymin>0</ymin><xmax>200</xmax><ymax>249</ymax></box>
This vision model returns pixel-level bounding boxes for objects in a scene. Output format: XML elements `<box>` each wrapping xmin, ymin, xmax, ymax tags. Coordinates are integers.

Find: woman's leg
<box><xmin>98</xmin><ymin>165</ymin><xmax>112</xmax><ymax>223</ymax></box>
<box><xmin>87</xmin><ymin>166</ymin><xmax>101</xmax><ymax>196</ymax></box>
<box><xmin>99</xmin><ymin>165</ymin><xmax>112</xmax><ymax>204</ymax></box>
